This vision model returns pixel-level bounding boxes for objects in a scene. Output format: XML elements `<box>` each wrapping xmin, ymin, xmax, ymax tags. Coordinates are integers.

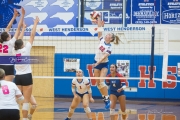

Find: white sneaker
<box><xmin>28</xmin><ymin>114</ymin><xmax>32</xmax><ymax>120</ymax></box>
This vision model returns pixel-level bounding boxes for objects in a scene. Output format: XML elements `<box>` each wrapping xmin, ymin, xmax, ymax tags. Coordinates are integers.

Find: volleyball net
<box><xmin>0</xmin><ymin>26</ymin><xmax>180</xmax><ymax>96</ymax></box>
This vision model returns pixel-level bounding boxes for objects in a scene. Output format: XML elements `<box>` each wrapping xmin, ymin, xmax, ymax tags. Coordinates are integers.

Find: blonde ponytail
<box><xmin>114</xmin><ymin>35</ymin><xmax>120</xmax><ymax>45</ymax></box>
<box><xmin>0</xmin><ymin>68</ymin><xmax>5</xmax><ymax>88</ymax></box>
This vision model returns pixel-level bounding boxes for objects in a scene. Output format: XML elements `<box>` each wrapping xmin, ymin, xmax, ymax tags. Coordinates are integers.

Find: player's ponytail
<box><xmin>15</xmin><ymin>39</ymin><xmax>23</xmax><ymax>50</ymax></box>
<box><xmin>114</xmin><ymin>35</ymin><xmax>120</xmax><ymax>45</ymax></box>
<box><xmin>0</xmin><ymin>32</ymin><xmax>9</xmax><ymax>43</ymax></box>
<box><xmin>0</xmin><ymin>68</ymin><xmax>5</xmax><ymax>88</ymax></box>
<box><xmin>111</xmin><ymin>33</ymin><xmax>120</xmax><ymax>45</ymax></box>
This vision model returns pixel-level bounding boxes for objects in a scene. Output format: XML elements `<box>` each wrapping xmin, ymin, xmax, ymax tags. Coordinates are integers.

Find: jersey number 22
<box><xmin>0</xmin><ymin>44</ymin><xmax>8</xmax><ymax>53</ymax></box>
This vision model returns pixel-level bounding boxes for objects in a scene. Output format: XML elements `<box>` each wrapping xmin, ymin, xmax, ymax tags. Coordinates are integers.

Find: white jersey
<box><xmin>12</xmin><ymin>41</ymin><xmax>32</xmax><ymax>75</ymax></box>
<box><xmin>0</xmin><ymin>80</ymin><xmax>22</xmax><ymax>110</ymax></box>
<box><xmin>0</xmin><ymin>37</ymin><xmax>16</xmax><ymax>65</ymax></box>
<box><xmin>72</xmin><ymin>77</ymin><xmax>90</xmax><ymax>94</ymax></box>
<box><xmin>94</xmin><ymin>36</ymin><xmax>112</xmax><ymax>62</ymax></box>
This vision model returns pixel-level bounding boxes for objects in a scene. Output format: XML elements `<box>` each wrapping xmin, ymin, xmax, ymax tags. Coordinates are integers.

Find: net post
<box><xmin>150</xmin><ymin>26</ymin><xmax>155</xmax><ymax>80</ymax></box>
<box><xmin>162</xmin><ymin>29</ymin><xmax>169</xmax><ymax>81</ymax></box>
<box><xmin>122</xmin><ymin>0</ymin><xmax>127</xmax><ymax>27</ymax></box>
<box><xmin>80</xmin><ymin>0</ymin><xmax>84</xmax><ymax>27</ymax></box>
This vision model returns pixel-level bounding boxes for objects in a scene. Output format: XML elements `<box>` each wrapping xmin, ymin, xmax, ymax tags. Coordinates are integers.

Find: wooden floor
<box><xmin>19</xmin><ymin>97</ymin><xmax>180</xmax><ymax>120</ymax></box>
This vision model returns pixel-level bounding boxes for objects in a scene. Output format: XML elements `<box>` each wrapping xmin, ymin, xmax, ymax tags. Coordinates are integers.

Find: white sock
<box><xmin>22</xmin><ymin>118</ymin><xmax>28</xmax><ymax>120</ymax></box>
<box><xmin>104</xmin><ymin>95</ymin><xmax>109</xmax><ymax>101</ymax></box>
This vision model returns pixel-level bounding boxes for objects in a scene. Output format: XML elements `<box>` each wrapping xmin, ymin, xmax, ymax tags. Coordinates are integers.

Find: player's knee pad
<box><xmin>31</xmin><ymin>104</ymin><xmax>37</xmax><ymax>109</ymax></box>
<box><xmin>97</xmin><ymin>82</ymin><xmax>106</xmax><ymax>89</ymax></box>
<box><xmin>69</xmin><ymin>107</ymin><xmax>75</xmax><ymax>113</ymax></box>
<box><xmin>22</xmin><ymin>103</ymin><xmax>29</xmax><ymax>111</ymax></box>
<box><xmin>110</xmin><ymin>109</ymin><xmax>115</xmax><ymax>115</ymax></box>
<box><xmin>17</xmin><ymin>96</ymin><xmax>24</xmax><ymax>104</ymax></box>
<box><xmin>84</xmin><ymin>107</ymin><xmax>91</xmax><ymax>113</ymax></box>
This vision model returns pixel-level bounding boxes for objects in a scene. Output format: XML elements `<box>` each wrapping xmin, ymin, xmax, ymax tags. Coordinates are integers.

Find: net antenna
<box><xmin>150</xmin><ymin>0</ymin><xmax>156</xmax><ymax>81</ymax></box>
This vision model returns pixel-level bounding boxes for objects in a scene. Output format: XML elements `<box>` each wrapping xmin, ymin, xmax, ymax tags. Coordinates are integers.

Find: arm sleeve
<box><xmin>99</xmin><ymin>36</ymin><xmax>104</xmax><ymax>41</ymax></box>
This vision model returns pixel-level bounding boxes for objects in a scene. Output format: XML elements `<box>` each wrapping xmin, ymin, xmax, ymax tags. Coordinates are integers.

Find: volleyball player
<box><xmin>0</xmin><ymin>8</ymin><xmax>25</xmax><ymax>81</ymax></box>
<box><xmin>12</xmin><ymin>16</ymin><xmax>39</xmax><ymax>120</ymax></box>
<box><xmin>16</xmin><ymin>22</ymin><xmax>38</xmax><ymax>120</ymax></box>
<box><xmin>106</xmin><ymin>64</ymin><xmax>127</xmax><ymax>120</ymax></box>
<box><xmin>65</xmin><ymin>69</ymin><xmax>94</xmax><ymax>120</ymax></box>
<box><xmin>93</xmin><ymin>15</ymin><xmax>120</xmax><ymax>109</ymax></box>
<box><xmin>0</xmin><ymin>68</ymin><xmax>24</xmax><ymax>120</ymax></box>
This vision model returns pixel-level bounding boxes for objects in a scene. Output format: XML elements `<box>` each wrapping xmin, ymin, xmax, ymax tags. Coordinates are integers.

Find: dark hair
<box><xmin>14</xmin><ymin>39</ymin><xmax>23</xmax><ymax>50</ymax></box>
<box><xmin>110</xmin><ymin>64</ymin><xmax>118</xmax><ymax>70</ymax></box>
<box><xmin>111</xmin><ymin>33</ymin><xmax>120</xmax><ymax>45</ymax></box>
<box><xmin>0</xmin><ymin>32</ymin><xmax>9</xmax><ymax>43</ymax></box>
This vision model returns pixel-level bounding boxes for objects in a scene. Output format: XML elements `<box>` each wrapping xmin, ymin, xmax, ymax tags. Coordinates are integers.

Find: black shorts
<box><xmin>76</xmin><ymin>91</ymin><xmax>88</xmax><ymax>98</ymax></box>
<box><xmin>0</xmin><ymin>109</ymin><xmax>20</xmax><ymax>120</ymax></box>
<box><xmin>14</xmin><ymin>73</ymin><xmax>33</xmax><ymax>86</ymax></box>
<box><xmin>0</xmin><ymin>65</ymin><xmax>14</xmax><ymax>75</ymax></box>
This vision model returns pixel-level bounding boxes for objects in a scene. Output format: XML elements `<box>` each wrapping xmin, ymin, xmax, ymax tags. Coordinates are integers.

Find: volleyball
<box><xmin>90</xmin><ymin>11</ymin><xmax>100</xmax><ymax>21</ymax></box>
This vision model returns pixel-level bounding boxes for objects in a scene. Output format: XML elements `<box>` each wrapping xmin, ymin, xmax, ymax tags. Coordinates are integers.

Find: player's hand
<box><xmin>13</xmin><ymin>9</ymin><xmax>19</xmax><ymax>17</ymax></box>
<box><xmin>90</xmin><ymin>97</ymin><xmax>94</xmax><ymax>103</ymax></box>
<box><xmin>92</xmin><ymin>63</ymin><xmax>98</xmax><ymax>68</ymax></box>
<box><xmin>117</xmin><ymin>88</ymin><xmax>123</xmax><ymax>93</ymax></box>
<box><xmin>21</xmin><ymin>7</ymin><xmax>25</xmax><ymax>16</ymax></box>
<box><xmin>34</xmin><ymin>16</ymin><xmax>40</xmax><ymax>24</ymax></box>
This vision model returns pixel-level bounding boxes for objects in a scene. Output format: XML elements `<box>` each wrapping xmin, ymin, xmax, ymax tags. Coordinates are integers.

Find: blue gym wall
<box><xmin>54</xmin><ymin>54</ymin><xmax>180</xmax><ymax>100</ymax></box>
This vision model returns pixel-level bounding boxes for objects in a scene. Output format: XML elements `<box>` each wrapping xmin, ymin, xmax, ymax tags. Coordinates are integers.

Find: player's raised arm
<box><xmin>18</xmin><ymin>22</ymin><xmax>26</xmax><ymax>40</ymax></box>
<box><xmin>13</xmin><ymin>7</ymin><xmax>25</xmax><ymax>40</ymax></box>
<box><xmin>97</xmin><ymin>16</ymin><xmax>104</xmax><ymax>39</ymax></box>
<box><xmin>5</xmin><ymin>9</ymin><xmax>19</xmax><ymax>32</ymax></box>
<box><xmin>29</xmin><ymin>16</ymin><xmax>39</xmax><ymax>45</ymax></box>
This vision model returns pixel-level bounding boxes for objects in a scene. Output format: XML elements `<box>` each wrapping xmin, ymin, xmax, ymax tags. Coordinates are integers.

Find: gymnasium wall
<box><xmin>54</xmin><ymin>53</ymin><xmax>180</xmax><ymax>99</ymax></box>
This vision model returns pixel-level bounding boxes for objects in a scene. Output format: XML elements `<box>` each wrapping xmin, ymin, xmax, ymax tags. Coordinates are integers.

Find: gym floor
<box><xmin>20</xmin><ymin>97</ymin><xmax>180</xmax><ymax>120</ymax></box>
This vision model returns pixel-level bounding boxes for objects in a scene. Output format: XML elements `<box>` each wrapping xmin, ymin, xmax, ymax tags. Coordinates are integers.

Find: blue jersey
<box><xmin>106</xmin><ymin>73</ymin><xmax>126</xmax><ymax>92</ymax></box>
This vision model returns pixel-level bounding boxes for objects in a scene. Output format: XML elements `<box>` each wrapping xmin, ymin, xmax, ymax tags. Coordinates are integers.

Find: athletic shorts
<box><xmin>0</xmin><ymin>109</ymin><xmax>20</xmax><ymax>120</ymax></box>
<box><xmin>14</xmin><ymin>73</ymin><xmax>33</xmax><ymax>86</ymax></box>
<box><xmin>76</xmin><ymin>91</ymin><xmax>88</xmax><ymax>98</ymax></box>
<box><xmin>110</xmin><ymin>90</ymin><xmax>125</xmax><ymax>98</ymax></box>
<box><xmin>94</xmin><ymin>60</ymin><xmax>108</xmax><ymax>70</ymax></box>
<box><xmin>0</xmin><ymin>65</ymin><xmax>14</xmax><ymax>75</ymax></box>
